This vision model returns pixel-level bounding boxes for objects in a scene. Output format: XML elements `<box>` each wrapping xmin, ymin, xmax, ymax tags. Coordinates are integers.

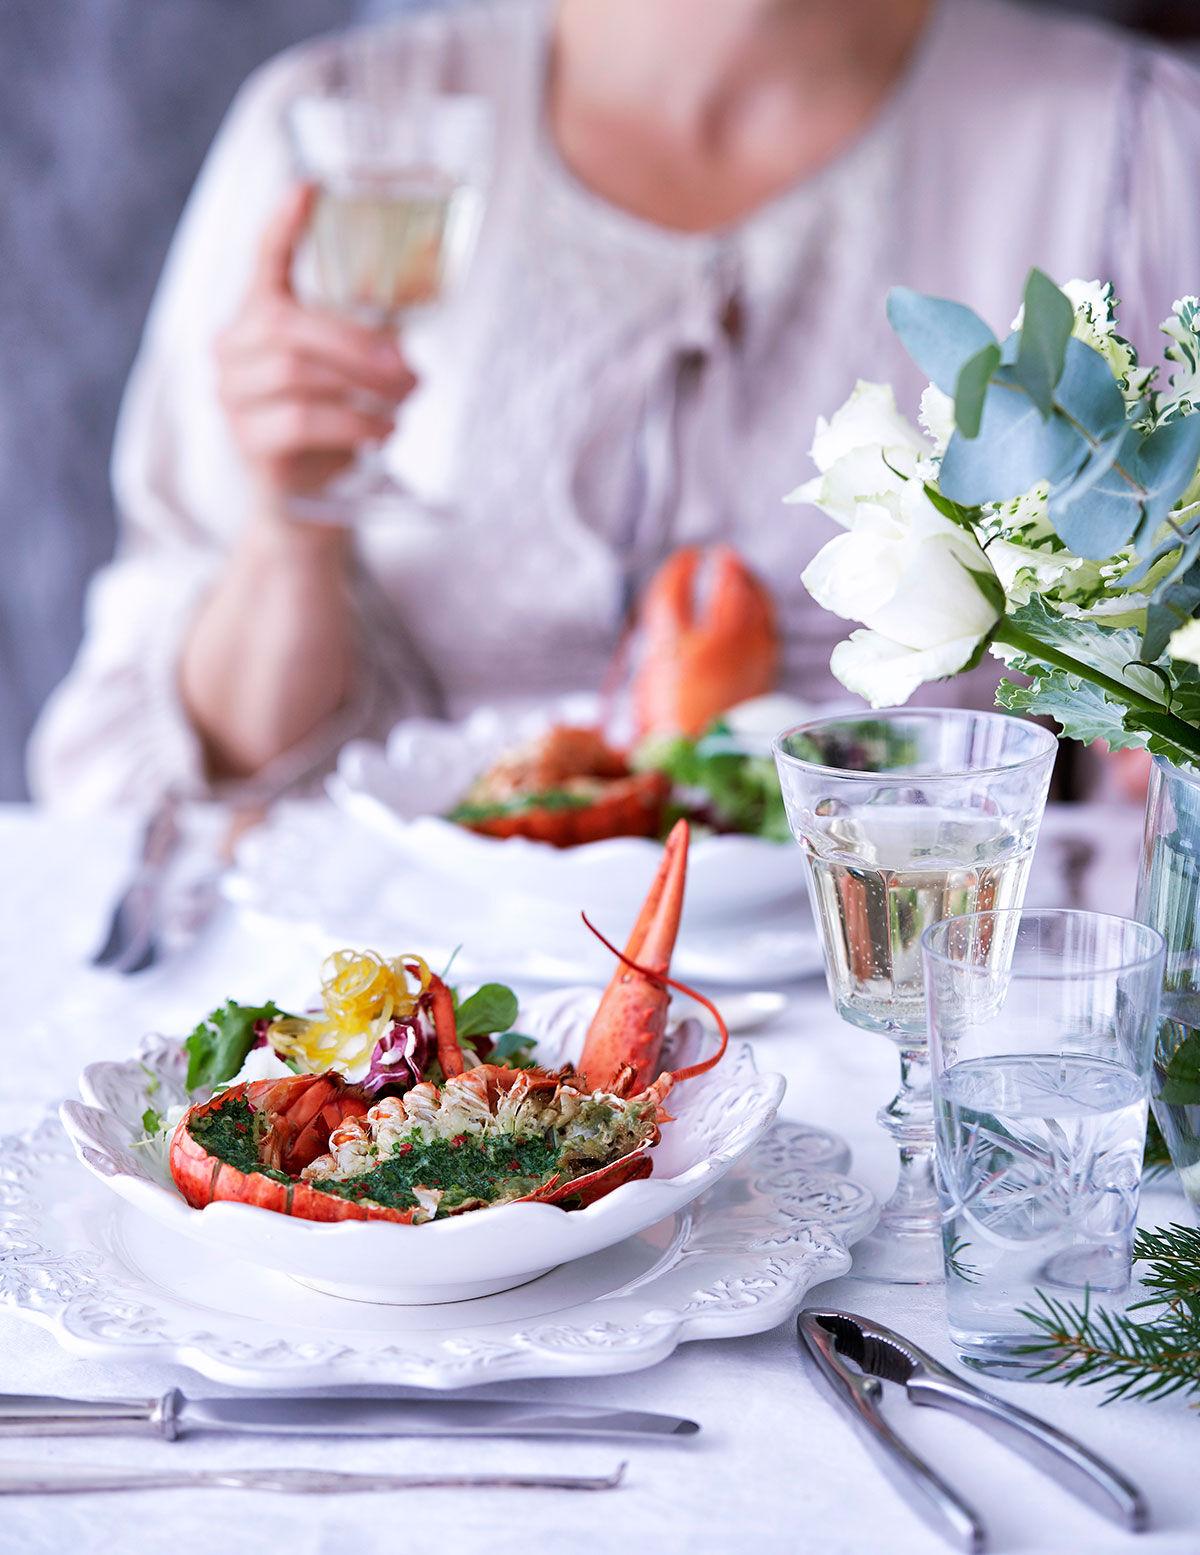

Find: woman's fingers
<box><xmin>238</xmin><ymin>399</ymin><xmax>397</xmax><ymax>457</ymax></box>
<box><xmin>219</xmin><ymin>345</ymin><xmax>409</xmax><ymax>411</ymax></box>
<box><xmin>252</xmin><ymin>183</ymin><xmax>318</xmax><ymax>298</ymax></box>
<box><xmin>217</xmin><ymin>182</ymin><xmax>419</xmax><ymax>497</ymax></box>
<box><xmin>220</xmin><ymin>301</ymin><xmax>414</xmax><ymax>401</ymax></box>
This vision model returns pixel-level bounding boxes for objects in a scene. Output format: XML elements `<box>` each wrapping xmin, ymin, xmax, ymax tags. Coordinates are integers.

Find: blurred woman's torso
<box><xmin>316</xmin><ymin>0</ymin><xmax>1170</xmax><ymax>715</ymax></box>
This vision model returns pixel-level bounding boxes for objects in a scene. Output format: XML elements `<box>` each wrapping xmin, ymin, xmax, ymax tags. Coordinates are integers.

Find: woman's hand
<box><xmin>216</xmin><ymin>183</ymin><xmax>417</xmax><ymax>501</ymax></box>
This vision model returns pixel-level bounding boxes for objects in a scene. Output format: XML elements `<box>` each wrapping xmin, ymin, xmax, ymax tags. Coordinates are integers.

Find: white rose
<box><xmin>802</xmin><ymin>482</ymin><xmax>1003</xmax><ymax>707</ymax></box>
<box><xmin>785</xmin><ymin>380</ymin><xmax>929</xmax><ymax>526</ymax></box>
<box><xmin>1169</xmin><ymin>618</ymin><xmax>1200</xmax><ymax>666</ymax></box>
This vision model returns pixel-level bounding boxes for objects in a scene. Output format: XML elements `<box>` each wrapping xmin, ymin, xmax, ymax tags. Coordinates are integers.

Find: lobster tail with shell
<box><xmin>169</xmin><ymin>820</ymin><xmax>727</xmax><ymax>1223</ymax></box>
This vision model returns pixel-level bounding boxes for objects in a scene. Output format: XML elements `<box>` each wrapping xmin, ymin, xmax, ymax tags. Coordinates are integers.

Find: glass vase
<box><xmin>1135</xmin><ymin>755</ymin><xmax>1200</xmax><ymax>1216</ymax></box>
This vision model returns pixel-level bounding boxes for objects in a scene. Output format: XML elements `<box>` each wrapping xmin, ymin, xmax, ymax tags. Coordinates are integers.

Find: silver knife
<box><xmin>0</xmin><ymin>1461</ymin><xmax>626</xmax><ymax>1495</ymax></box>
<box><xmin>0</xmin><ymin>1392</ymin><xmax>699</xmax><ymax>1441</ymax></box>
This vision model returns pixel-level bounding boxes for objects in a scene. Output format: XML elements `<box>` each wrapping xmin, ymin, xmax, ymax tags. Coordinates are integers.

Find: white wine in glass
<box><xmin>774</xmin><ymin>711</ymin><xmax>1057</xmax><ymax>1286</ymax></box>
<box><xmin>308</xmin><ymin>173</ymin><xmax>482</xmax><ymax>322</ymax></box>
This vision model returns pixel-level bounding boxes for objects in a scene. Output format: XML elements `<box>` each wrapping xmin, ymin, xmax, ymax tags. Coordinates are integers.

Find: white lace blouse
<box><xmin>29</xmin><ymin>0</ymin><xmax>1200</xmax><ymax>807</ymax></box>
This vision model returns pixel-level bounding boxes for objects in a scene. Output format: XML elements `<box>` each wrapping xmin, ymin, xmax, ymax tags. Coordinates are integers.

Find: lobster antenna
<box><xmin>580</xmin><ymin>912</ymin><xmax>728</xmax><ymax>1081</ymax></box>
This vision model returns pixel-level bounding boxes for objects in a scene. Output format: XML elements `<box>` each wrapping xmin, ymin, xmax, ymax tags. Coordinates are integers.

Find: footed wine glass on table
<box><xmin>773</xmin><ymin>710</ymin><xmax>1057</xmax><ymax>1284</ymax></box>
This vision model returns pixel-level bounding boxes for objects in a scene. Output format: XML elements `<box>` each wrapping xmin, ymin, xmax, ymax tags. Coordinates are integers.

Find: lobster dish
<box><xmin>446</xmin><ymin>545</ymin><xmax>784</xmax><ymax>850</ymax></box>
<box><xmin>168</xmin><ymin>821</ymin><xmax>728</xmax><ymax>1226</ymax></box>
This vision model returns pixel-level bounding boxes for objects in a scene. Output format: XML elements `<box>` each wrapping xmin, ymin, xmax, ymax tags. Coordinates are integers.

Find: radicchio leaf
<box><xmin>362</xmin><ymin>1014</ymin><xmax>437</xmax><ymax>1097</ymax></box>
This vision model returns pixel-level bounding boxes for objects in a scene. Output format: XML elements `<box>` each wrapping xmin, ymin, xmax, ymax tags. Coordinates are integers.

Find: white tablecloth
<box><xmin>1</xmin><ymin>803</ymin><xmax>1195</xmax><ymax>1555</ymax></box>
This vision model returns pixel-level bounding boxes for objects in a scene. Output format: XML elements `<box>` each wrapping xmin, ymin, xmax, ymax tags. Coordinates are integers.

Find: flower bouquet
<box><xmin>791</xmin><ymin>270</ymin><xmax>1200</xmax><ymax>763</ymax></box>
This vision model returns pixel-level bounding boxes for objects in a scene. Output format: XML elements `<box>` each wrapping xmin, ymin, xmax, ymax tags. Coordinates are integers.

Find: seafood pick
<box><xmin>169</xmin><ymin>821</ymin><xmax>728</xmax><ymax>1224</ymax></box>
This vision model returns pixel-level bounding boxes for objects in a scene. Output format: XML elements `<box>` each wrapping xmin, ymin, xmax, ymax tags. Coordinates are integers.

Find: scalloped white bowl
<box><xmin>327</xmin><ymin>700</ymin><xmax>806</xmax><ymax>926</ymax></box>
<box><xmin>61</xmin><ymin>990</ymin><xmax>785</xmax><ymax>1305</ymax></box>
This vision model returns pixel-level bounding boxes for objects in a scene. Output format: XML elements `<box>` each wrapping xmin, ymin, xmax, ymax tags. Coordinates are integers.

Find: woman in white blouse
<box><xmin>30</xmin><ymin>0</ymin><xmax>1200</xmax><ymax>806</ymax></box>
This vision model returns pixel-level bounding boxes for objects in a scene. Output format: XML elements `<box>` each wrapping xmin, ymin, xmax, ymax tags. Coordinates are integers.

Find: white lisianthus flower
<box><xmin>918</xmin><ymin>384</ymin><xmax>956</xmax><ymax>458</ymax></box>
<box><xmin>785</xmin><ymin>380</ymin><xmax>930</xmax><ymax>526</ymax></box>
<box><xmin>802</xmin><ymin>481</ymin><xmax>1004</xmax><ymax>707</ymax></box>
<box><xmin>1169</xmin><ymin>617</ymin><xmax>1200</xmax><ymax>665</ymax></box>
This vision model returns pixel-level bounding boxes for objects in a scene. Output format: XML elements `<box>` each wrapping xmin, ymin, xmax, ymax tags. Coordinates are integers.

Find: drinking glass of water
<box><xmin>287</xmin><ymin>88</ymin><xmax>492</xmax><ymax>519</ymax></box>
<box><xmin>923</xmin><ymin>908</ymin><xmax>1164</xmax><ymax>1376</ymax></box>
<box><xmin>773</xmin><ymin>710</ymin><xmax>1057</xmax><ymax>1285</ymax></box>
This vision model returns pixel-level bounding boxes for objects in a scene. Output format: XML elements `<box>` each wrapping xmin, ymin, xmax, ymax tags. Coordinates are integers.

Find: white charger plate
<box><xmin>61</xmin><ymin>991</ymin><xmax>787</xmax><ymax>1304</ymax></box>
<box><xmin>1</xmin><ymin>1112</ymin><xmax>875</xmax><ymax>1390</ymax></box>
<box><xmin>326</xmin><ymin>697</ymin><xmax>810</xmax><ymax>930</ymax></box>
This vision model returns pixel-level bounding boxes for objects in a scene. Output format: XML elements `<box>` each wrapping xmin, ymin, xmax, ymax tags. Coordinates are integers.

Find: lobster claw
<box><xmin>576</xmin><ymin>819</ymin><xmax>689</xmax><ymax>1094</ymax></box>
<box><xmin>631</xmin><ymin>545</ymin><xmax>778</xmax><ymax>739</ymax></box>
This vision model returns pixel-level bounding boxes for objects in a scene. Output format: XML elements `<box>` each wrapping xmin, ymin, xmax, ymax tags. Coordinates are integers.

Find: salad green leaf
<box><xmin>488</xmin><ymin>1030</ymin><xmax>539</xmax><ymax>1069</ymax></box>
<box><xmin>184</xmin><ymin>999</ymin><xmax>291</xmax><ymax>1092</ymax></box>
<box><xmin>633</xmin><ymin>725</ymin><xmax>790</xmax><ymax>841</ymax></box>
<box><xmin>454</xmin><ymin>983</ymin><xmax>520</xmax><ymax>1042</ymax></box>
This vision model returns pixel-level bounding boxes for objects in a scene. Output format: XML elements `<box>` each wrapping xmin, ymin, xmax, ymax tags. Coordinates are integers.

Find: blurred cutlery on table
<box><xmin>0</xmin><ymin>1391</ymin><xmax>698</xmax><ymax>1442</ymax></box>
<box><xmin>89</xmin><ymin>799</ymin><xmax>265</xmax><ymax>976</ymax></box>
<box><xmin>0</xmin><ymin>1462</ymin><xmax>627</xmax><ymax>1496</ymax></box>
<box><xmin>89</xmin><ymin>792</ymin><xmax>182</xmax><ymax>975</ymax></box>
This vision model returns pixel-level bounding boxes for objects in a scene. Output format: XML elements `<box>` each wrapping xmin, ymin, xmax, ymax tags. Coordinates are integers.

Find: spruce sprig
<box><xmin>1016</xmin><ymin>1224</ymin><xmax>1200</xmax><ymax>1405</ymax></box>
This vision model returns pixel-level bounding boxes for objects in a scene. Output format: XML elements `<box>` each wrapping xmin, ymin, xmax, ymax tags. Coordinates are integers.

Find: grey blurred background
<box><xmin>2</xmin><ymin>0</ymin><xmax>1197</xmax><ymax>801</ymax></box>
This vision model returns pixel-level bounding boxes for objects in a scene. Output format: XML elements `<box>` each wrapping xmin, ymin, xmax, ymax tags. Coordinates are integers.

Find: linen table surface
<box><xmin>0</xmin><ymin>803</ymin><xmax>1194</xmax><ymax>1555</ymax></box>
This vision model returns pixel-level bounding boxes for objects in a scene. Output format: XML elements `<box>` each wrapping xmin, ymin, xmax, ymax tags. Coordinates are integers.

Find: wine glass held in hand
<box><xmin>773</xmin><ymin>709</ymin><xmax>1057</xmax><ymax>1286</ymax></box>
<box><xmin>285</xmin><ymin>90</ymin><xmax>492</xmax><ymax>522</ymax></box>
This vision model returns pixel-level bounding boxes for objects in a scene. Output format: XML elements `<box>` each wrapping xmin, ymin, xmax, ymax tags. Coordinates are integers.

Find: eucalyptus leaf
<box><xmin>1054</xmin><ymin>336</ymin><xmax>1127</xmax><ymax>440</ymax></box>
<box><xmin>954</xmin><ymin>342</ymin><xmax>1001</xmax><ymax>439</ymax></box>
<box><xmin>886</xmin><ymin>287</ymin><xmax>997</xmax><ymax>396</ymax></box>
<box><xmin>1131</xmin><ymin>415</ymin><xmax>1200</xmax><ymax>529</ymax></box>
<box><xmin>1047</xmin><ymin>426</ymin><xmax>1144</xmax><ymax>559</ymax></box>
<box><xmin>1014</xmin><ymin>269</ymin><xmax>1073</xmax><ymax>416</ymax></box>
<box><xmin>940</xmin><ymin>374</ymin><xmax>1084</xmax><ymax>505</ymax></box>
<box><xmin>1146</xmin><ymin>571</ymin><xmax>1200</xmax><ymax>661</ymax></box>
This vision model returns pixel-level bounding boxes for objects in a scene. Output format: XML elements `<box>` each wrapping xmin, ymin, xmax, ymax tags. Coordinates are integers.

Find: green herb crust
<box><xmin>311</xmin><ymin>1131</ymin><xmax>562</xmax><ymax>1213</ymax></box>
<box><xmin>187</xmin><ymin>1095</ymin><xmax>289</xmax><ymax>1182</ymax></box>
<box><xmin>447</xmin><ymin>789</ymin><xmax>595</xmax><ymax>824</ymax></box>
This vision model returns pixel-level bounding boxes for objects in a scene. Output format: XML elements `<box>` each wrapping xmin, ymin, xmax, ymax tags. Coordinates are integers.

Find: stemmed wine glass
<box><xmin>286</xmin><ymin>88</ymin><xmax>492</xmax><ymax>521</ymax></box>
<box><xmin>773</xmin><ymin>710</ymin><xmax>1057</xmax><ymax>1284</ymax></box>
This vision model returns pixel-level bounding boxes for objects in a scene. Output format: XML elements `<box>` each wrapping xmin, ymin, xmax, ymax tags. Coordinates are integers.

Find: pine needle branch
<box><xmin>1016</xmin><ymin>1224</ymin><xmax>1200</xmax><ymax>1406</ymax></box>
